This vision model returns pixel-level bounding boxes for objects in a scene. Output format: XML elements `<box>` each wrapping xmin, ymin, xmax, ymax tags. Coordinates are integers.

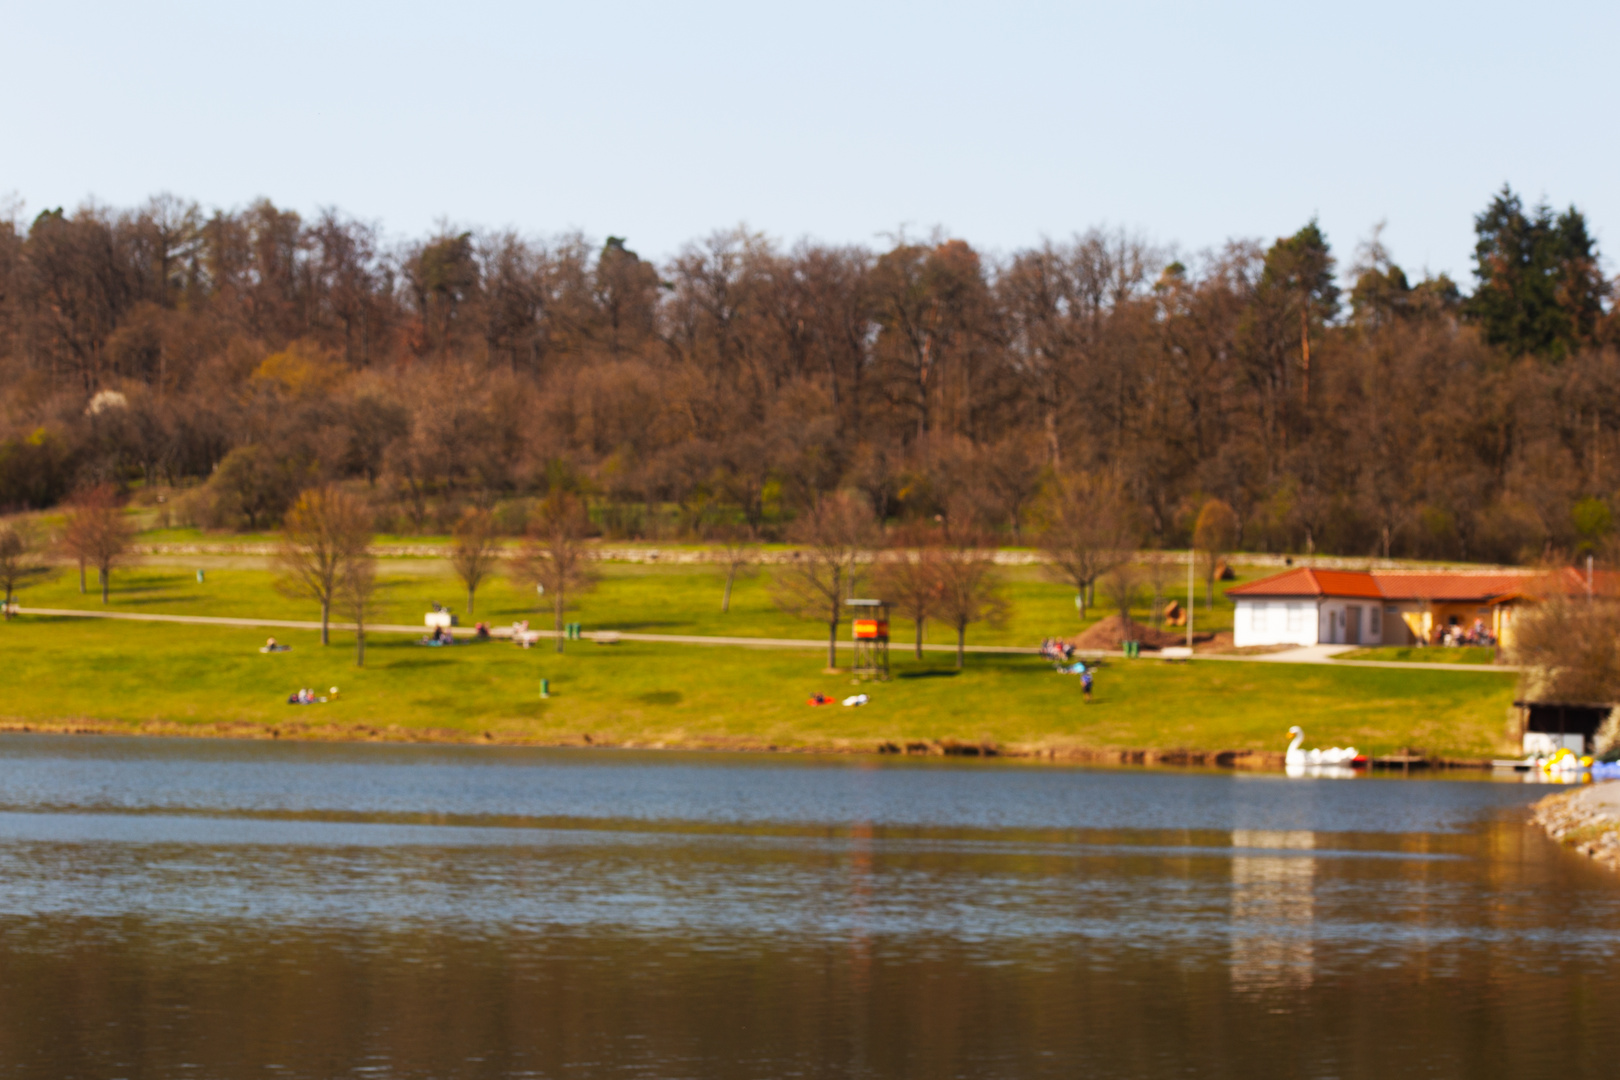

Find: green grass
<box><xmin>0</xmin><ymin>615</ymin><xmax>1519</xmax><ymax>758</ymax></box>
<box><xmin>22</xmin><ymin>548</ymin><xmax>1251</xmax><ymax>647</ymax></box>
<box><xmin>1334</xmin><ymin>646</ymin><xmax>1500</xmax><ymax>665</ymax></box>
<box><xmin>5</xmin><ymin>539</ymin><xmax>1519</xmax><ymax>758</ymax></box>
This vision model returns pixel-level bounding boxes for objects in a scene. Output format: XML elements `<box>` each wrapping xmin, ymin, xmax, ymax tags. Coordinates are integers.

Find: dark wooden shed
<box><xmin>1514</xmin><ymin>700</ymin><xmax>1612</xmax><ymax>753</ymax></box>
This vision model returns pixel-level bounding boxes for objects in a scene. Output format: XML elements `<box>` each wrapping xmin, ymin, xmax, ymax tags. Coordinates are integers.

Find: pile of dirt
<box><xmin>1073</xmin><ymin>615</ymin><xmax>1190</xmax><ymax>652</ymax></box>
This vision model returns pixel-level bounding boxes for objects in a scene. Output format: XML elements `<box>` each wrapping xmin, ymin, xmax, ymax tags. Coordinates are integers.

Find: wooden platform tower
<box><xmin>848</xmin><ymin>598</ymin><xmax>890</xmax><ymax>680</ymax></box>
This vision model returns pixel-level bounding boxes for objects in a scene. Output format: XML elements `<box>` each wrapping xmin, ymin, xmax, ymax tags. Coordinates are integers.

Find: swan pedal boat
<box><xmin>1285</xmin><ymin>726</ymin><xmax>1368</xmax><ymax>769</ymax></box>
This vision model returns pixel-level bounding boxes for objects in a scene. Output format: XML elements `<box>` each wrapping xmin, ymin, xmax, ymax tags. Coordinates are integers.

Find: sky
<box><xmin>3</xmin><ymin>0</ymin><xmax>1616</xmax><ymax>284</ymax></box>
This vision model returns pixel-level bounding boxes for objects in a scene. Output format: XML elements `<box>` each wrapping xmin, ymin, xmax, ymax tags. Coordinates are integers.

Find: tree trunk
<box><xmin>955</xmin><ymin>625</ymin><xmax>965</xmax><ymax>670</ymax></box>
<box><xmin>826</xmin><ymin>621</ymin><xmax>837</xmax><ymax>669</ymax></box>
<box><xmin>915</xmin><ymin>618</ymin><xmax>925</xmax><ymax>659</ymax></box>
<box><xmin>1300</xmin><ymin>305</ymin><xmax>1311</xmax><ymax>410</ymax></box>
<box><xmin>467</xmin><ymin>584</ymin><xmax>476</xmax><ymax>615</ymax></box>
<box><xmin>100</xmin><ymin>566</ymin><xmax>109</xmax><ymax>605</ymax></box>
<box><xmin>554</xmin><ymin>592</ymin><xmax>565</xmax><ymax>653</ymax></box>
<box><xmin>3</xmin><ymin>588</ymin><xmax>12</xmax><ymax>620</ymax></box>
<box><xmin>321</xmin><ymin>600</ymin><xmax>330</xmax><ymax>645</ymax></box>
<box><xmin>356</xmin><ymin>627</ymin><xmax>366</xmax><ymax>667</ymax></box>
<box><xmin>78</xmin><ymin>560</ymin><xmax>86</xmax><ymax>594</ymax></box>
<box><xmin>722</xmin><ymin>564</ymin><xmax>736</xmax><ymax>613</ymax></box>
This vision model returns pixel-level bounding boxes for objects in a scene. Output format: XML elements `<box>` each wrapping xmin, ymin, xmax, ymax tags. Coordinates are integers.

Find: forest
<box><xmin>0</xmin><ymin>186</ymin><xmax>1614</xmax><ymax>563</ymax></box>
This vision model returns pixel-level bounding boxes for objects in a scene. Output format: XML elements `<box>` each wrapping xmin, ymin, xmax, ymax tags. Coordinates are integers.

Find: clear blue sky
<box><xmin>3</xmin><ymin>0</ymin><xmax>1615</xmax><ymax>283</ymax></box>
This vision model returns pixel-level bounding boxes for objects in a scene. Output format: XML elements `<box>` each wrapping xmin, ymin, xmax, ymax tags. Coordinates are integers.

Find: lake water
<box><xmin>0</xmin><ymin>735</ymin><xmax>1614</xmax><ymax>1079</ymax></box>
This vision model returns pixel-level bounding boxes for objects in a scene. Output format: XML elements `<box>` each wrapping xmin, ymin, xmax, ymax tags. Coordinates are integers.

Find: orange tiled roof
<box><xmin>1369</xmin><ymin>572</ymin><xmax>1529</xmax><ymax>601</ymax></box>
<box><xmin>1228</xmin><ymin>566</ymin><xmax>1563</xmax><ymax>601</ymax></box>
<box><xmin>1228</xmin><ymin>565</ymin><xmax>1620</xmax><ymax>601</ymax></box>
<box><xmin>1226</xmin><ymin>568</ymin><xmax>1383</xmax><ymax>599</ymax></box>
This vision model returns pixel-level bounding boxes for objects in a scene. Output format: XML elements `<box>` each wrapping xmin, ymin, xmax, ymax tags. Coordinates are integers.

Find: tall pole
<box><xmin>1187</xmin><ymin>548</ymin><xmax>1195</xmax><ymax>654</ymax></box>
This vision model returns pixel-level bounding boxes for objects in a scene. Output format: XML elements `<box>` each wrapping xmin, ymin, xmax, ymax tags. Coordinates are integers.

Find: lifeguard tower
<box><xmin>848</xmin><ymin>598</ymin><xmax>890</xmax><ymax>680</ymax></box>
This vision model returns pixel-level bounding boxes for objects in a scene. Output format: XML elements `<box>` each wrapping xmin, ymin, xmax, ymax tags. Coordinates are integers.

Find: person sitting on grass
<box><xmin>260</xmin><ymin>637</ymin><xmax>291</xmax><ymax>653</ymax></box>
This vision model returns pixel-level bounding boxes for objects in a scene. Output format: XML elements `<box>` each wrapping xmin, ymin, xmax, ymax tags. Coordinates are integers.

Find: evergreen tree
<box><xmin>1255</xmin><ymin>220</ymin><xmax>1339</xmax><ymax>408</ymax></box>
<box><xmin>1466</xmin><ymin>185</ymin><xmax>1607</xmax><ymax>359</ymax></box>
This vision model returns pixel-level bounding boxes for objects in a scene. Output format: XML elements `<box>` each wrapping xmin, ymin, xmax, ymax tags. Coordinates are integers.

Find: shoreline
<box><xmin>0</xmin><ymin>717</ymin><xmax>1505</xmax><ymax>773</ymax></box>
<box><xmin>1534</xmin><ymin>784</ymin><xmax>1620</xmax><ymax>869</ymax></box>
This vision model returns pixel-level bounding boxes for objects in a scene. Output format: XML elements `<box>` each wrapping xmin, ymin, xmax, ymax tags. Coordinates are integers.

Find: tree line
<box><xmin>1</xmin><ymin>186</ymin><xmax>1616</xmax><ymax>564</ymax></box>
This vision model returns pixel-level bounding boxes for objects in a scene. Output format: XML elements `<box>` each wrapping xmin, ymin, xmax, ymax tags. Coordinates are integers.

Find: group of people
<box><xmin>286</xmin><ymin>686</ymin><xmax>337</xmax><ymax>705</ymax></box>
<box><xmin>1040</xmin><ymin>638</ymin><xmax>1077</xmax><ymax>665</ymax></box>
<box><xmin>419</xmin><ymin>622</ymin><xmax>493</xmax><ymax>646</ymax></box>
<box><xmin>1040</xmin><ymin>637</ymin><xmax>1096</xmax><ymax>700</ymax></box>
<box><xmin>1433</xmin><ymin>618</ymin><xmax>1497</xmax><ymax>647</ymax></box>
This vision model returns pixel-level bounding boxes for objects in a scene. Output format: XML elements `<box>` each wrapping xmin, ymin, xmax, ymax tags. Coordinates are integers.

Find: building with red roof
<box><xmin>1224</xmin><ymin>566</ymin><xmax>1595</xmax><ymax>648</ymax></box>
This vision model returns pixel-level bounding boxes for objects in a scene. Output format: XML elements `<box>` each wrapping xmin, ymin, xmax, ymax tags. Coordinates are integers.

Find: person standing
<box><xmin>1081</xmin><ymin>669</ymin><xmax>1094</xmax><ymax>703</ymax></box>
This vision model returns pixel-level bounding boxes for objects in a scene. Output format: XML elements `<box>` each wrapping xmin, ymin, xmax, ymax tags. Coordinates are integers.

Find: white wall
<box><xmin>1233</xmin><ymin>599</ymin><xmax>1319</xmax><ymax>648</ymax></box>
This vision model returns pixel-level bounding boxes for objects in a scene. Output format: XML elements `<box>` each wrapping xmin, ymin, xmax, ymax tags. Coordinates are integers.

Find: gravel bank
<box><xmin>1533</xmin><ymin>781</ymin><xmax>1620</xmax><ymax>869</ymax></box>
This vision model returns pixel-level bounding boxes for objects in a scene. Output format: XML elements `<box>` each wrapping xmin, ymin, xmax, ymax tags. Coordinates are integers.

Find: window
<box><xmin>1370</xmin><ymin>606</ymin><xmax>1382</xmax><ymax>637</ymax></box>
<box><xmin>1286</xmin><ymin>604</ymin><xmax>1304</xmax><ymax>633</ymax></box>
<box><xmin>1249</xmin><ymin>604</ymin><xmax>1267</xmax><ymax>631</ymax></box>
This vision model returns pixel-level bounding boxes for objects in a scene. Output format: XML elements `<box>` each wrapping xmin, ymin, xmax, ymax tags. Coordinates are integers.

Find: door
<box><xmin>1346</xmin><ymin>606</ymin><xmax>1362</xmax><ymax>645</ymax></box>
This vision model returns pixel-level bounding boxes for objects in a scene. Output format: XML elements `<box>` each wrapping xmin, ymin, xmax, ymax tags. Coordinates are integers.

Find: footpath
<box><xmin>15</xmin><ymin>607</ymin><xmax>1514</xmax><ymax>672</ymax></box>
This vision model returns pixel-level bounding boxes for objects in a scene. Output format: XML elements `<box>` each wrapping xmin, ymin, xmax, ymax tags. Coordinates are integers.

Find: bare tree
<box><xmin>771</xmin><ymin>492</ymin><xmax>878</xmax><ymax>669</ymax></box>
<box><xmin>276</xmin><ymin>486</ymin><xmax>374</xmax><ymax>645</ymax></box>
<box><xmin>934</xmin><ymin>531</ymin><xmax>1009</xmax><ymax>669</ymax></box>
<box><xmin>336</xmin><ymin>554</ymin><xmax>378</xmax><ymax>666</ymax></box>
<box><xmin>1144</xmin><ymin>552</ymin><xmax>1176</xmax><ymax>630</ymax></box>
<box><xmin>1193</xmin><ymin>499</ymin><xmax>1239</xmax><ymax>609</ymax></box>
<box><xmin>450</xmin><ymin>506</ymin><xmax>500</xmax><ymax>615</ymax></box>
<box><xmin>1100</xmin><ymin>563</ymin><xmax>1148</xmax><ymax>636</ymax></box>
<box><xmin>1510</xmin><ymin>592</ymin><xmax>1620</xmax><ymax>705</ymax></box>
<box><xmin>715</xmin><ymin>523</ymin><xmax>759</xmax><ymax>614</ymax></box>
<box><xmin>1036</xmin><ymin>474</ymin><xmax>1136</xmax><ymax>619</ymax></box>
<box><xmin>975</xmin><ymin>434</ymin><xmax>1047</xmax><ymax>541</ymax></box>
<box><xmin>513</xmin><ymin>492</ymin><xmax>597</xmax><ymax>653</ymax></box>
<box><xmin>874</xmin><ymin>527</ymin><xmax>946</xmax><ymax>659</ymax></box>
<box><xmin>0</xmin><ymin>520</ymin><xmax>47</xmax><ymax>618</ymax></box>
<box><xmin>59</xmin><ymin>485</ymin><xmax>134</xmax><ymax>604</ymax></box>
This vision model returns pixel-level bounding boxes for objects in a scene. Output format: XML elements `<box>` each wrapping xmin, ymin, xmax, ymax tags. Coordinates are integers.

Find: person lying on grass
<box><xmin>259</xmin><ymin>637</ymin><xmax>291</xmax><ymax>653</ymax></box>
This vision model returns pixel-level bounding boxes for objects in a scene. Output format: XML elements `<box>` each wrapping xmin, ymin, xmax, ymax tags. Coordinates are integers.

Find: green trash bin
<box><xmin>1124</xmin><ymin>640</ymin><xmax>1140</xmax><ymax>658</ymax></box>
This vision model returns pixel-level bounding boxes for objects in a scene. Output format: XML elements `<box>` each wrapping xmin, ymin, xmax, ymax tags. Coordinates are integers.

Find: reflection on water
<box><xmin>1231</xmin><ymin>830</ymin><xmax>1316</xmax><ymax>992</ymax></box>
<box><xmin>0</xmin><ymin>735</ymin><xmax>1614</xmax><ymax>1079</ymax></box>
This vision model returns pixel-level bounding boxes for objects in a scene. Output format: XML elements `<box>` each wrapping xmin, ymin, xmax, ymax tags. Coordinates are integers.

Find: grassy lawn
<box><xmin>20</xmin><ymin>543</ymin><xmax>1251</xmax><ymax>648</ymax></box>
<box><xmin>1334</xmin><ymin>646</ymin><xmax>1501</xmax><ymax>665</ymax></box>
<box><xmin>0</xmin><ymin>615</ymin><xmax>1519</xmax><ymax>758</ymax></box>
